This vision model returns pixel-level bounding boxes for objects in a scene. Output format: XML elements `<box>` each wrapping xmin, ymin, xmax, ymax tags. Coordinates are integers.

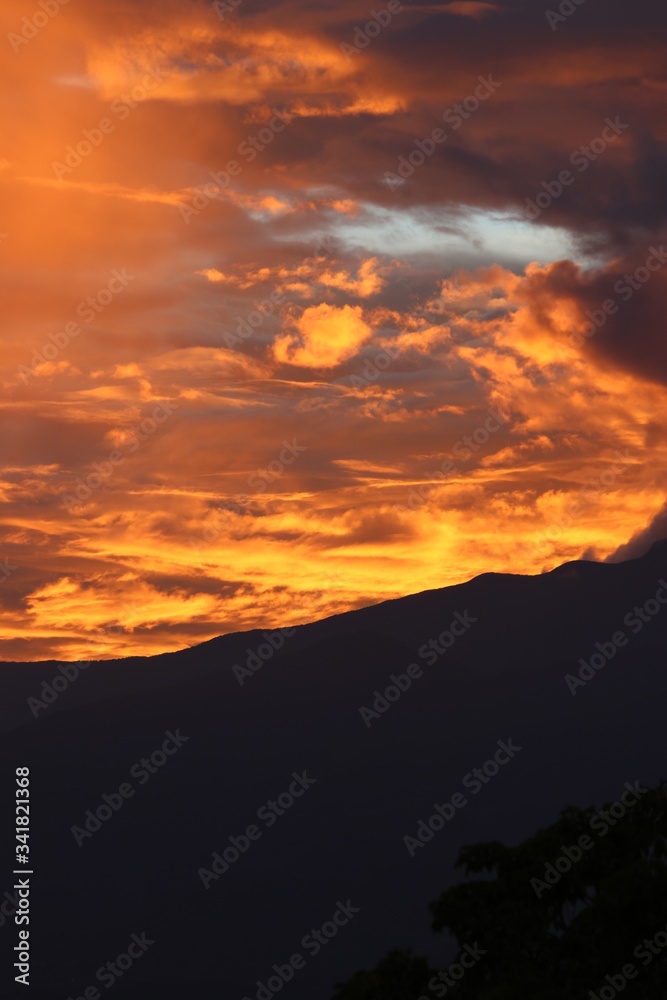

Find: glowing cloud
<box><xmin>273</xmin><ymin>304</ymin><xmax>373</xmax><ymax>368</ymax></box>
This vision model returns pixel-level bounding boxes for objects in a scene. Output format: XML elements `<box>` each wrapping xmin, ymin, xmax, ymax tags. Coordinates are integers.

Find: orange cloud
<box><xmin>0</xmin><ymin>0</ymin><xmax>664</xmax><ymax>661</ymax></box>
<box><xmin>273</xmin><ymin>303</ymin><xmax>373</xmax><ymax>367</ymax></box>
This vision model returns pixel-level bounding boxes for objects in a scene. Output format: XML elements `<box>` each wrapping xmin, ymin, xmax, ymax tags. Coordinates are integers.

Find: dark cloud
<box><xmin>607</xmin><ymin>502</ymin><xmax>667</xmax><ymax>562</ymax></box>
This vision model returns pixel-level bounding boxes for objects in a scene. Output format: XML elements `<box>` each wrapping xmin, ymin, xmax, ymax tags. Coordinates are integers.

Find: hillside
<box><xmin>3</xmin><ymin>542</ymin><xmax>667</xmax><ymax>997</ymax></box>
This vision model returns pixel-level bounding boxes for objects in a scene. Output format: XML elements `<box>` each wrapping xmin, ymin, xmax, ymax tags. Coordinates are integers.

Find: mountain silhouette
<box><xmin>3</xmin><ymin>541</ymin><xmax>667</xmax><ymax>998</ymax></box>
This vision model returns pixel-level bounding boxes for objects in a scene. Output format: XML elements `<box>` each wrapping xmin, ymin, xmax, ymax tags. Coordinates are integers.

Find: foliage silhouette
<box><xmin>331</xmin><ymin>782</ymin><xmax>667</xmax><ymax>999</ymax></box>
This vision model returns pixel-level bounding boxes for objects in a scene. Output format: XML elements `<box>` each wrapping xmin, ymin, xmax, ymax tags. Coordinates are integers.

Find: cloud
<box><xmin>0</xmin><ymin>0</ymin><xmax>665</xmax><ymax>660</ymax></box>
<box><xmin>273</xmin><ymin>303</ymin><xmax>373</xmax><ymax>367</ymax></box>
<box><xmin>606</xmin><ymin>501</ymin><xmax>667</xmax><ymax>563</ymax></box>
<box><xmin>317</xmin><ymin>258</ymin><xmax>387</xmax><ymax>297</ymax></box>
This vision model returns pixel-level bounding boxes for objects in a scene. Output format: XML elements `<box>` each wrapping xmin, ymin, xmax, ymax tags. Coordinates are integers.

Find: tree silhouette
<box><xmin>331</xmin><ymin>949</ymin><xmax>432</xmax><ymax>999</ymax></box>
<box><xmin>331</xmin><ymin>782</ymin><xmax>667</xmax><ymax>999</ymax></box>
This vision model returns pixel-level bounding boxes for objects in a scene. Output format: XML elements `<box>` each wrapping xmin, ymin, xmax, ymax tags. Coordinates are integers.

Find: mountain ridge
<box><xmin>3</xmin><ymin>538</ymin><xmax>667</xmax><ymax>997</ymax></box>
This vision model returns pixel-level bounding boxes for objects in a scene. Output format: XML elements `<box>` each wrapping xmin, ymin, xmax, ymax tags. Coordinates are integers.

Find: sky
<box><xmin>0</xmin><ymin>0</ymin><xmax>665</xmax><ymax>661</ymax></box>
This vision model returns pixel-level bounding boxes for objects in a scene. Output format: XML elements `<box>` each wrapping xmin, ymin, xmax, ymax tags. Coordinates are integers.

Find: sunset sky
<box><xmin>1</xmin><ymin>0</ymin><xmax>665</xmax><ymax>661</ymax></box>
